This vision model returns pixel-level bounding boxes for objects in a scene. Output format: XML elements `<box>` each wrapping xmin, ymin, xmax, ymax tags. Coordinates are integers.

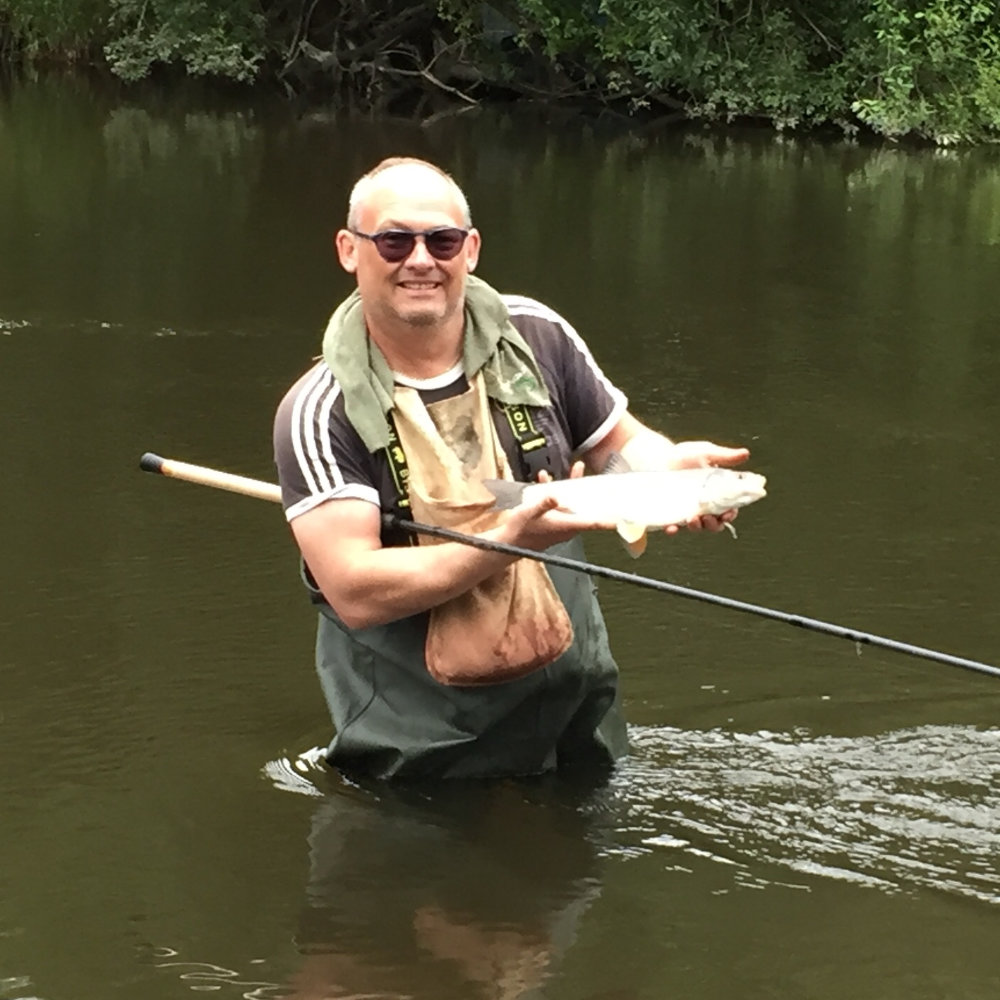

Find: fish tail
<box><xmin>482</xmin><ymin>479</ymin><xmax>529</xmax><ymax>509</ymax></box>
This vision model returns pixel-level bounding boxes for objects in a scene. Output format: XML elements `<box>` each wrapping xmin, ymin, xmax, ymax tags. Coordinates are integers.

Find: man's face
<box><xmin>335</xmin><ymin>166</ymin><xmax>481</xmax><ymax>331</ymax></box>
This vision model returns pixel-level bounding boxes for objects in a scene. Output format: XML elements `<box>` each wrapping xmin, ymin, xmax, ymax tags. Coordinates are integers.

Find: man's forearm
<box><xmin>311</xmin><ymin>534</ymin><xmax>518</xmax><ymax>629</ymax></box>
<box><xmin>584</xmin><ymin>412</ymin><xmax>675</xmax><ymax>473</ymax></box>
<box><xmin>299</xmin><ymin>496</ymin><xmax>593</xmax><ymax>629</ymax></box>
<box><xmin>586</xmin><ymin>413</ymin><xmax>749</xmax><ymax>475</ymax></box>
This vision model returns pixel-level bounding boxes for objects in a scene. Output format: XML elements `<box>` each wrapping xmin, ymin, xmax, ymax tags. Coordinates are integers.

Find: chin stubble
<box><xmin>403</xmin><ymin>309</ymin><xmax>441</xmax><ymax>328</ymax></box>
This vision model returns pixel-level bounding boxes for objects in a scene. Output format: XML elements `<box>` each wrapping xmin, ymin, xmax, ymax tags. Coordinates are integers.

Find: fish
<box><xmin>483</xmin><ymin>454</ymin><xmax>767</xmax><ymax>558</ymax></box>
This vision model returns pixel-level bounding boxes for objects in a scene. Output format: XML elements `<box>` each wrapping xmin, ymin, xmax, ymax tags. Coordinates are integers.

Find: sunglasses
<box><xmin>350</xmin><ymin>226</ymin><xmax>469</xmax><ymax>263</ymax></box>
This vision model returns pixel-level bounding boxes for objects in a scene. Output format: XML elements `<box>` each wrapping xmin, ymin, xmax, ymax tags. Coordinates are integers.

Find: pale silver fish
<box><xmin>483</xmin><ymin>457</ymin><xmax>767</xmax><ymax>557</ymax></box>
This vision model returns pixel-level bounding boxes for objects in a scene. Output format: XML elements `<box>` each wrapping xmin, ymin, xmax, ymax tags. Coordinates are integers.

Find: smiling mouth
<box><xmin>398</xmin><ymin>281</ymin><xmax>440</xmax><ymax>291</ymax></box>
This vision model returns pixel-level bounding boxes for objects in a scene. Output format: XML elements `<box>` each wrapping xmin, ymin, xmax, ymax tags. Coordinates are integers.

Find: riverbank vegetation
<box><xmin>2</xmin><ymin>0</ymin><xmax>999</xmax><ymax>144</ymax></box>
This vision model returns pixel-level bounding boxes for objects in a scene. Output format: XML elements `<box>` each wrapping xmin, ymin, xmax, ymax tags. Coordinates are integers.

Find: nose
<box><xmin>403</xmin><ymin>235</ymin><xmax>435</xmax><ymax>267</ymax></box>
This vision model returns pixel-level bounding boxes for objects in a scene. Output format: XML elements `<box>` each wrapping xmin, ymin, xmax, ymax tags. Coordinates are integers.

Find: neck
<box><xmin>366</xmin><ymin>314</ymin><xmax>465</xmax><ymax>380</ymax></box>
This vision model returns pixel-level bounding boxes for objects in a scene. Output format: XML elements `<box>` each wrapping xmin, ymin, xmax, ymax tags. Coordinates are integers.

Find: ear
<box><xmin>464</xmin><ymin>228</ymin><xmax>481</xmax><ymax>273</ymax></box>
<box><xmin>335</xmin><ymin>229</ymin><xmax>358</xmax><ymax>274</ymax></box>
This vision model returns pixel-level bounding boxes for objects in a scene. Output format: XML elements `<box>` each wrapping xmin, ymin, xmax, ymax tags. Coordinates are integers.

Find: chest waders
<box><xmin>308</xmin><ymin>403</ymin><xmax>629</xmax><ymax>780</ymax></box>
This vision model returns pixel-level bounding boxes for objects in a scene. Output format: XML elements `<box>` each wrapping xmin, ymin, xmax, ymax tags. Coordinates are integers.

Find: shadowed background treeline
<box><xmin>2</xmin><ymin>0</ymin><xmax>1000</xmax><ymax>143</ymax></box>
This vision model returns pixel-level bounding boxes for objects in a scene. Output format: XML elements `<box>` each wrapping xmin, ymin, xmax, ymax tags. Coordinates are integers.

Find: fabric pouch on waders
<box><xmin>391</xmin><ymin>376</ymin><xmax>573</xmax><ymax>685</ymax></box>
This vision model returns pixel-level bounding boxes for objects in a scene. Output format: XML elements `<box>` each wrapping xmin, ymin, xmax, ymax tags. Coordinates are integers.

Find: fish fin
<box><xmin>616</xmin><ymin>521</ymin><xmax>648</xmax><ymax>558</ymax></box>
<box><xmin>602</xmin><ymin>452</ymin><xmax>633</xmax><ymax>475</ymax></box>
<box><xmin>482</xmin><ymin>479</ymin><xmax>528</xmax><ymax>510</ymax></box>
<box><xmin>622</xmin><ymin>535</ymin><xmax>648</xmax><ymax>559</ymax></box>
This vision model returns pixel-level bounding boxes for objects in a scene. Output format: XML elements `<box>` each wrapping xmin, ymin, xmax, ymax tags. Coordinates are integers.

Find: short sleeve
<box><xmin>503</xmin><ymin>295</ymin><xmax>628</xmax><ymax>455</ymax></box>
<box><xmin>273</xmin><ymin>362</ymin><xmax>381</xmax><ymax>521</ymax></box>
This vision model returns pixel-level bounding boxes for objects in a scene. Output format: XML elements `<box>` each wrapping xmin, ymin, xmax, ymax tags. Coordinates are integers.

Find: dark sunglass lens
<box><xmin>426</xmin><ymin>228</ymin><xmax>466</xmax><ymax>260</ymax></box>
<box><xmin>373</xmin><ymin>231</ymin><xmax>416</xmax><ymax>262</ymax></box>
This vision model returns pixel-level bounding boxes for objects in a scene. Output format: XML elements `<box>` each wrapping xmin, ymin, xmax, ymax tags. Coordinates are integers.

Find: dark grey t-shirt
<box><xmin>273</xmin><ymin>294</ymin><xmax>628</xmax><ymax>529</ymax></box>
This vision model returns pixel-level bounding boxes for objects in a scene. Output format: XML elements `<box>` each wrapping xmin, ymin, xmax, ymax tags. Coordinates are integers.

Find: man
<box><xmin>273</xmin><ymin>156</ymin><xmax>748</xmax><ymax>780</ymax></box>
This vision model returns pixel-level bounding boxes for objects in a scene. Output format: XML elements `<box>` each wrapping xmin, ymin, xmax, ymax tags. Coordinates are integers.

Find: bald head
<box><xmin>347</xmin><ymin>157</ymin><xmax>472</xmax><ymax>231</ymax></box>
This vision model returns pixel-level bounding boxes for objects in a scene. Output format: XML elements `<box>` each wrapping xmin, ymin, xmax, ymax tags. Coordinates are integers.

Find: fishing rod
<box><xmin>139</xmin><ymin>451</ymin><xmax>1000</xmax><ymax>681</ymax></box>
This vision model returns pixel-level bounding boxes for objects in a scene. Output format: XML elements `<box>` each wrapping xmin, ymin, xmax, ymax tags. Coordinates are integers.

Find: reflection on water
<box><xmin>267</xmin><ymin>721</ymin><xmax>1000</xmax><ymax>928</ymax></box>
<box><xmin>609</xmin><ymin>724</ymin><xmax>1000</xmax><ymax>904</ymax></box>
<box><xmin>101</xmin><ymin>107</ymin><xmax>261</xmax><ymax>179</ymax></box>
<box><xmin>289</xmin><ymin>778</ymin><xmax>604</xmax><ymax>1000</ymax></box>
<box><xmin>0</xmin><ymin>975</ymin><xmax>36</xmax><ymax>998</ymax></box>
<box><xmin>249</xmin><ymin>769</ymin><xmax>613</xmax><ymax>999</ymax></box>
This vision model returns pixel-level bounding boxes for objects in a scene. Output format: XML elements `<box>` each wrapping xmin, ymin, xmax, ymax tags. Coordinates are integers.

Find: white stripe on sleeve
<box><xmin>290</xmin><ymin>365</ymin><xmax>341</xmax><ymax>497</ymax></box>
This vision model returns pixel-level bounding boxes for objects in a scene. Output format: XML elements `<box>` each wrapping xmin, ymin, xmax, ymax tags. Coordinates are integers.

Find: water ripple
<box><xmin>148</xmin><ymin>948</ymin><xmax>288</xmax><ymax>999</ymax></box>
<box><xmin>607</xmin><ymin>724</ymin><xmax>1000</xmax><ymax>903</ymax></box>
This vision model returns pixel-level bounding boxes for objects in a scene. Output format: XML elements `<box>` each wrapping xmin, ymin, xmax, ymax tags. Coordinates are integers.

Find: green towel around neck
<box><xmin>321</xmin><ymin>274</ymin><xmax>551</xmax><ymax>453</ymax></box>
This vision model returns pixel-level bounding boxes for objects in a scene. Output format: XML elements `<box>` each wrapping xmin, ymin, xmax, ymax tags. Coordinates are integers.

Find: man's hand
<box><xmin>496</xmin><ymin>460</ymin><xmax>597</xmax><ymax>550</ymax></box>
<box><xmin>668</xmin><ymin>506</ymin><xmax>738</xmax><ymax>535</ymax></box>
<box><xmin>660</xmin><ymin>440</ymin><xmax>750</xmax><ymax>472</ymax></box>
<box><xmin>496</xmin><ymin>491</ymin><xmax>604</xmax><ymax>550</ymax></box>
<box><xmin>616</xmin><ymin>432</ymin><xmax>749</xmax><ymax>535</ymax></box>
<box><xmin>536</xmin><ymin>459</ymin><xmax>585</xmax><ymax>484</ymax></box>
<box><xmin>661</xmin><ymin>441</ymin><xmax>749</xmax><ymax>534</ymax></box>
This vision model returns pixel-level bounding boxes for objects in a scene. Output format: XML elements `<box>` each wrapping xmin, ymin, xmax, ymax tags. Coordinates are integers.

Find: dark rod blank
<box><xmin>140</xmin><ymin>451</ymin><xmax>1000</xmax><ymax>681</ymax></box>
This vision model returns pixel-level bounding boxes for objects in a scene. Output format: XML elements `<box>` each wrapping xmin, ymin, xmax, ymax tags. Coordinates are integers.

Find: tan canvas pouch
<box><xmin>392</xmin><ymin>376</ymin><xmax>573</xmax><ymax>685</ymax></box>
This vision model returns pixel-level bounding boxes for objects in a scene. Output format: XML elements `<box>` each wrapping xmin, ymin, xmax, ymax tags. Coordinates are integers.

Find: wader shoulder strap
<box><xmin>385</xmin><ymin>418</ymin><xmax>412</xmax><ymax>517</ymax></box>
<box><xmin>382</xmin><ymin>417</ymin><xmax>416</xmax><ymax>545</ymax></box>
<box><xmin>501</xmin><ymin>402</ymin><xmax>553</xmax><ymax>480</ymax></box>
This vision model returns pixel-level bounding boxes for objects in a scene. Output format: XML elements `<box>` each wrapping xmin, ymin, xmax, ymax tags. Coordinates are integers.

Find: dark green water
<box><xmin>2</xmin><ymin>73</ymin><xmax>999</xmax><ymax>1000</ymax></box>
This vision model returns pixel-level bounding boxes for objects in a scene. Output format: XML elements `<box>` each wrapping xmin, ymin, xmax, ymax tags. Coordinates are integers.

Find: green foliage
<box><xmin>441</xmin><ymin>0</ymin><xmax>1000</xmax><ymax>142</ymax></box>
<box><xmin>847</xmin><ymin>0</ymin><xmax>1000</xmax><ymax>142</ymax></box>
<box><xmin>0</xmin><ymin>0</ymin><xmax>267</xmax><ymax>76</ymax></box>
<box><xmin>4</xmin><ymin>0</ymin><xmax>1000</xmax><ymax>141</ymax></box>
<box><xmin>0</xmin><ymin>0</ymin><xmax>110</xmax><ymax>58</ymax></box>
<box><xmin>597</xmin><ymin>0</ymin><xmax>835</xmax><ymax>126</ymax></box>
<box><xmin>103</xmin><ymin>0</ymin><xmax>266</xmax><ymax>82</ymax></box>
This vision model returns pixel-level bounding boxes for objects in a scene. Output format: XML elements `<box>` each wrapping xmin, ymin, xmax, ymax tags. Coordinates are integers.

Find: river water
<box><xmin>2</xmin><ymin>73</ymin><xmax>999</xmax><ymax>999</ymax></box>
